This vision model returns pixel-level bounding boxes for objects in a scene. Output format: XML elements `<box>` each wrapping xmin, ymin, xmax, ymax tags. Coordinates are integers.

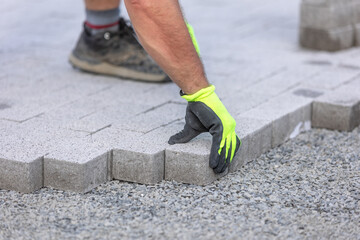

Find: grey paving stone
<box><xmin>301</xmin><ymin>67</ymin><xmax>360</xmax><ymax>90</ymax></box>
<box><xmin>0</xmin><ymin>121</ymin><xmax>48</xmax><ymax>193</ymax></box>
<box><xmin>66</xmin><ymin>100</ymin><xmax>185</xmax><ymax>134</ymax></box>
<box><xmin>44</xmin><ymin>152</ymin><xmax>109</xmax><ymax>193</ymax></box>
<box><xmin>300</xmin><ymin>0</ymin><xmax>356</xmax><ymax>52</ymax></box>
<box><xmin>207</xmin><ymin>61</ymin><xmax>288</xmax><ymax>97</ymax></box>
<box><xmin>312</xmin><ymin>79</ymin><xmax>360</xmax><ymax>131</ymax></box>
<box><xmin>352</xmin><ymin>1</ymin><xmax>360</xmax><ymax>24</ymax></box>
<box><xmin>354</xmin><ymin>23</ymin><xmax>360</xmax><ymax>46</ymax></box>
<box><xmin>114</xmin><ymin>102</ymin><xmax>186</xmax><ymax>134</ymax></box>
<box><xmin>240</xmin><ymin>65</ymin><xmax>320</xmax><ymax>101</ymax></box>
<box><xmin>239</xmin><ymin>118</ymin><xmax>272</xmax><ymax>162</ymax></box>
<box><xmin>241</xmin><ymin>89</ymin><xmax>318</xmax><ymax>148</ymax></box>
<box><xmin>229</xmin><ymin>117</ymin><xmax>273</xmax><ymax>173</ymax></box>
<box><xmin>0</xmin><ymin>118</ymin><xmax>100</xmax><ymax>193</ymax></box>
<box><xmin>300</xmin><ymin>2</ymin><xmax>352</xmax><ymax>30</ymax></box>
<box><xmin>66</xmin><ymin>103</ymin><xmax>151</xmax><ymax>134</ymax></box>
<box><xmin>84</xmin><ymin>80</ymin><xmax>176</xmax><ymax>106</ymax></box>
<box><xmin>302</xmin><ymin>0</ymin><xmax>338</xmax><ymax>6</ymax></box>
<box><xmin>272</xmin><ymin>104</ymin><xmax>312</xmax><ymax>147</ymax></box>
<box><xmin>0</xmin><ymin>157</ymin><xmax>43</xmax><ymax>193</ymax></box>
<box><xmin>300</xmin><ymin>25</ymin><xmax>354</xmax><ymax>52</ymax></box>
<box><xmin>165</xmin><ymin>134</ymin><xmax>228</xmax><ymax>186</ymax></box>
<box><xmin>223</xmin><ymin>90</ymin><xmax>269</xmax><ymax>116</ymax></box>
<box><xmin>0</xmin><ymin>74</ymin><xmax>112</xmax><ymax>122</ymax></box>
<box><xmin>131</xmin><ymin>83</ymin><xmax>183</xmax><ymax>105</ymax></box>
<box><xmin>312</xmin><ymin>101</ymin><xmax>360</xmax><ymax>131</ymax></box>
<box><xmin>164</xmin><ymin>117</ymin><xmax>270</xmax><ymax>182</ymax></box>
<box><xmin>112</xmin><ymin>150</ymin><xmax>164</xmax><ymax>185</ymax></box>
<box><xmin>222</xmin><ymin>66</ymin><xmax>313</xmax><ymax>116</ymax></box>
<box><xmin>91</xmin><ymin>124</ymin><xmax>176</xmax><ymax>185</ymax></box>
<box><xmin>43</xmin><ymin>135</ymin><xmax>112</xmax><ymax>193</ymax></box>
<box><xmin>38</xmin><ymin>81</ymin><xmax>170</xmax><ymax>131</ymax></box>
<box><xmin>39</xmin><ymin>91</ymin><xmax>119</xmax><ymax>127</ymax></box>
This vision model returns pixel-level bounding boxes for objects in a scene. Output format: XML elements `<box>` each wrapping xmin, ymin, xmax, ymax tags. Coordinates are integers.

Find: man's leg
<box><xmin>68</xmin><ymin>0</ymin><xmax>169</xmax><ymax>82</ymax></box>
<box><xmin>124</xmin><ymin>0</ymin><xmax>208</xmax><ymax>94</ymax></box>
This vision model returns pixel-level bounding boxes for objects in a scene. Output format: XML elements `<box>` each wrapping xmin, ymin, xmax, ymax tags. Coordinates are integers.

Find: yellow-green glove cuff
<box><xmin>186</xmin><ymin>23</ymin><xmax>201</xmax><ymax>56</ymax></box>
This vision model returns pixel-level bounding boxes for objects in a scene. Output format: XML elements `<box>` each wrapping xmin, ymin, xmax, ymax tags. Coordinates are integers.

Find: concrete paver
<box><xmin>0</xmin><ymin>155</ymin><xmax>43</xmax><ymax>193</ymax></box>
<box><xmin>165</xmin><ymin>133</ymin><xmax>229</xmax><ymax>185</ymax></box>
<box><xmin>230</xmin><ymin>117</ymin><xmax>272</xmax><ymax>172</ymax></box>
<box><xmin>300</xmin><ymin>0</ymin><xmax>359</xmax><ymax>51</ymax></box>
<box><xmin>1</xmin><ymin>0</ymin><xmax>360</xmax><ymax>192</ymax></box>
<box><xmin>312</xmin><ymin>78</ymin><xmax>360</xmax><ymax>131</ymax></box>
<box><xmin>44</xmin><ymin>139</ymin><xmax>111</xmax><ymax>193</ymax></box>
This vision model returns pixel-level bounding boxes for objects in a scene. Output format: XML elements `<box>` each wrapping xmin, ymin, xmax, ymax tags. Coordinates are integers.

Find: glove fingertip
<box><xmin>211</xmin><ymin>143</ymin><xmax>227</xmax><ymax>174</ymax></box>
<box><xmin>168</xmin><ymin>135</ymin><xmax>180</xmax><ymax>145</ymax></box>
<box><xmin>235</xmin><ymin>136</ymin><xmax>241</xmax><ymax>155</ymax></box>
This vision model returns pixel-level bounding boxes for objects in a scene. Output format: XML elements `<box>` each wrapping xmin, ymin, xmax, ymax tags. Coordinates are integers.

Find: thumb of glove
<box><xmin>168</xmin><ymin>124</ymin><xmax>202</xmax><ymax>145</ymax></box>
<box><xmin>168</xmin><ymin>106</ymin><xmax>207</xmax><ymax>145</ymax></box>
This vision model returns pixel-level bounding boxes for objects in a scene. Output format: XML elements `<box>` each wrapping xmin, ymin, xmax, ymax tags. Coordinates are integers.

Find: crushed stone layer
<box><xmin>0</xmin><ymin>128</ymin><xmax>359</xmax><ymax>239</ymax></box>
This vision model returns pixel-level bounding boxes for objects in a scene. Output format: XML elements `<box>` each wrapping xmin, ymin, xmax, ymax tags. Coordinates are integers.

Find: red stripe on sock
<box><xmin>85</xmin><ymin>21</ymin><xmax>118</xmax><ymax>29</ymax></box>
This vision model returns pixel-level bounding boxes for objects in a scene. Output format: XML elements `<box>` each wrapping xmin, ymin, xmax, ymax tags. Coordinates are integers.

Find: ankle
<box><xmin>85</xmin><ymin>8</ymin><xmax>120</xmax><ymax>35</ymax></box>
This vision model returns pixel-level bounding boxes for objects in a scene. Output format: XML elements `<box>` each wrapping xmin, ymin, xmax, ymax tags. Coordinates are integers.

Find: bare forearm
<box><xmin>124</xmin><ymin>0</ymin><xmax>209</xmax><ymax>94</ymax></box>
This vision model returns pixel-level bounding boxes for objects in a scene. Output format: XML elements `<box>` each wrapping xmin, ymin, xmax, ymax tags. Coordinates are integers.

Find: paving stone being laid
<box><xmin>165</xmin><ymin>132</ymin><xmax>229</xmax><ymax>186</ymax></box>
<box><xmin>164</xmin><ymin>112</ymin><xmax>275</xmax><ymax>183</ymax></box>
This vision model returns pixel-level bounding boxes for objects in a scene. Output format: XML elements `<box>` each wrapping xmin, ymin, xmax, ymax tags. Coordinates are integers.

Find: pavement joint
<box><xmin>135</xmin><ymin>101</ymin><xmax>171</xmax><ymax>116</ymax></box>
<box><xmin>88</xmin><ymin>124</ymin><xmax>113</xmax><ymax>136</ymax></box>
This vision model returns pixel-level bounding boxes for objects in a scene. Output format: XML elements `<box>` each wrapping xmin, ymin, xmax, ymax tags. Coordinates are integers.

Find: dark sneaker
<box><xmin>69</xmin><ymin>18</ymin><xmax>170</xmax><ymax>82</ymax></box>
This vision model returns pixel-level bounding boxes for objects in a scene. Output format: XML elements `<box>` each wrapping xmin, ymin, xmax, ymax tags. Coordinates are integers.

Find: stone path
<box><xmin>0</xmin><ymin>0</ymin><xmax>360</xmax><ymax>193</ymax></box>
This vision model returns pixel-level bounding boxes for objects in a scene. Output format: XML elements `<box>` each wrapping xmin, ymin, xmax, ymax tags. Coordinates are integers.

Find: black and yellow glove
<box><xmin>168</xmin><ymin>85</ymin><xmax>241</xmax><ymax>174</ymax></box>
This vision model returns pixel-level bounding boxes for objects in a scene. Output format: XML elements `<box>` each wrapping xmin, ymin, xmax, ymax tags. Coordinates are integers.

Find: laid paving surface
<box><xmin>1</xmin><ymin>0</ymin><xmax>360</xmax><ymax>193</ymax></box>
<box><xmin>1</xmin><ymin>128</ymin><xmax>359</xmax><ymax>239</ymax></box>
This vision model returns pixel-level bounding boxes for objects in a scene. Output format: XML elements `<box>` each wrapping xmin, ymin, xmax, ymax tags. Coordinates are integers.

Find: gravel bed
<box><xmin>0</xmin><ymin>128</ymin><xmax>359</xmax><ymax>240</ymax></box>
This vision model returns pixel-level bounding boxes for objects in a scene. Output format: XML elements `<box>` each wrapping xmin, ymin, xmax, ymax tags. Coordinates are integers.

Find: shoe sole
<box><xmin>69</xmin><ymin>53</ymin><xmax>169</xmax><ymax>82</ymax></box>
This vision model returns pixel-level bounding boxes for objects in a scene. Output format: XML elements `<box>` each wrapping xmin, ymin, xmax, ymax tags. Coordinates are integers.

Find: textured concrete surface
<box><xmin>300</xmin><ymin>0</ymin><xmax>360</xmax><ymax>51</ymax></box>
<box><xmin>312</xmin><ymin>78</ymin><xmax>360</xmax><ymax>131</ymax></box>
<box><xmin>165</xmin><ymin>134</ymin><xmax>229</xmax><ymax>185</ymax></box>
<box><xmin>1</xmin><ymin>0</ymin><xmax>360</xmax><ymax>192</ymax></box>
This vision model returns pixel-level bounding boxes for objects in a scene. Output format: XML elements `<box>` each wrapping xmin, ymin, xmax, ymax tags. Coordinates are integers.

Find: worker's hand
<box><xmin>168</xmin><ymin>85</ymin><xmax>241</xmax><ymax>174</ymax></box>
